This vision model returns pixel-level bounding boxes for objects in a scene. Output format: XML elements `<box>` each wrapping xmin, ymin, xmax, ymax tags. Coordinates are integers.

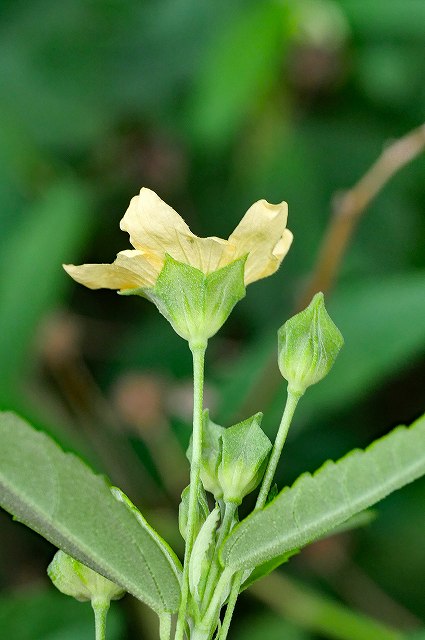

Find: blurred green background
<box><xmin>0</xmin><ymin>0</ymin><xmax>425</xmax><ymax>638</ymax></box>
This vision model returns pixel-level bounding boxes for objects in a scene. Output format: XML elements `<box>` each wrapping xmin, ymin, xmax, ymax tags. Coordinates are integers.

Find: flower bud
<box><xmin>218</xmin><ymin>413</ymin><xmax>272</xmax><ymax>505</ymax></box>
<box><xmin>278</xmin><ymin>292</ymin><xmax>343</xmax><ymax>395</ymax></box>
<box><xmin>179</xmin><ymin>484</ymin><xmax>209</xmax><ymax>541</ymax></box>
<box><xmin>47</xmin><ymin>550</ymin><xmax>125</xmax><ymax>604</ymax></box>
<box><xmin>187</xmin><ymin>410</ymin><xmax>225</xmax><ymax>500</ymax></box>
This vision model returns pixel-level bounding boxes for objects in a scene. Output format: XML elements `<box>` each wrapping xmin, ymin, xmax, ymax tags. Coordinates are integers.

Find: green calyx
<box><xmin>188</xmin><ymin>411</ymin><xmax>272</xmax><ymax>505</ymax></box>
<box><xmin>218</xmin><ymin>413</ymin><xmax>272</xmax><ymax>505</ymax></box>
<box><xmin>122</xmin><ymin>254</ymin><xmax>246</xmax><ymax>347</ymax></box>
<box><xmin>48</xmin><ymin>550</ymin><xmax>125</xmax><ymax>604</ymax></box>
<box><xmin>278</xmin><ymin>292</ymin><xmax>344</xmax><ymax>395</ymax></box>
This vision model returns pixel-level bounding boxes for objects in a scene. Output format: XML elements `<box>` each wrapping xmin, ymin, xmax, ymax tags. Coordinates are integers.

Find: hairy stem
<box><xmin>92</xmin><ymin>599</ymin><xmax>109</xmax><ymax>640</ymax></box>
<box><xmin>175</xmin><ymin>343</ymin><xmax>206</xmax><ymax>640</ymax></box>
<box><xmin>159</xmin><ymin>613</ymin><xmax>172</xmax><ymax>640</ymax></box>
<box><xmin>256</xmin><ymin>389</ymin><xmax>301</xmax><ymax>509</ymax></box>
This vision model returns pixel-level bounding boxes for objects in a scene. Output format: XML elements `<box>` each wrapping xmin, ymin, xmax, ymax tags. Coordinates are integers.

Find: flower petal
<box><xmin>63</xmin><ymin>250</ymin><xmax>158</xmax><ymax>291</ymax></box>
<box><xmin>120</xmin><ymin>188</ymin><xmax>231</xmax><ymax>273</ymax></box>
<box><xmin>120</xmin><ymin>188</ymin><xmax>192</xmax><ymax>257</ymax></box>
<box><xmin>227</xmin><ymin>199</ymin><xmax>291</xmax><ymax>284</ymax></box>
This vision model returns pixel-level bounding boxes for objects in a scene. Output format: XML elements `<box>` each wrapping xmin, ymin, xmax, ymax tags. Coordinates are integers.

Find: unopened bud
<box><xmin>278</xmin><ymin>292</ymin><xmax>343</xmax><ymax>395</ymax></box>
<box><xmin>48</xmin><ymin>550</ymin><xmax>125</xmax><ymax>604</ymax></box>
<box><xmin>218</xmin><ymin>413</ymin><xmax>271</xmax><ymax>505</ymax></box>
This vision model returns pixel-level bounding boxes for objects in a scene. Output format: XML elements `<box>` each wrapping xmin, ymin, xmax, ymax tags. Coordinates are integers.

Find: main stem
<box><xmin>218</xmin><ymin>388</ymin><xmax>302</xmax><ymax>640</ymax></box>
<box><xmin>175</xmin><ymin>343</ymin><xmax>206</xmax><ymax>640</ymax></box>
<box><xmin>92</xmin><ymin>600</ymin><xmax>109</xmax><ymax>640</ymax></box>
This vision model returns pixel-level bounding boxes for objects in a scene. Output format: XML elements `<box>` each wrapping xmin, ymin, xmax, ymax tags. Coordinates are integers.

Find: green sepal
<box><xmin>187</xmin><ymin>409</ymin><xmax>225</xmax><ymax>500</ymax></box>
<box><xmin>218</xmin><ymin>413</ymin><xmax>272</xmax><ymax>505</ymax></box>
<box><xmin>48</xmin><ymin>550</ymin><xmax>125</xmax><ymax>604</ymax></box>
<box><xmin>178</xmin><ymin>483</ymin><xmax>210</xmax><ymax>542</ymax></box>
<box><xmin>143</xmin><ymin>254</ymin><xmax>246</xmax><ymax>347</ymax></box>
<box><xmin>278</xmin><ymin>292</ymin><xmax>344</xmax><ymax>395</ymax></box>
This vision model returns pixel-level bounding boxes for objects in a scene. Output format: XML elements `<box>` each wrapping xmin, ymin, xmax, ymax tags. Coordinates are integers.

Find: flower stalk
<box><xmin>175</xmin><ymin>343</ymin><xmax>206</xmax><ymax>640</ymax></box>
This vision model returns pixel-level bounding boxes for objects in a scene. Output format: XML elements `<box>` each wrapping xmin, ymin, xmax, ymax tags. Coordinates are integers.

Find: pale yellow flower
<box><xmin>64</xmin><ymin>188</ymin><xmax>293</xmax><ymax>291</ymax></box>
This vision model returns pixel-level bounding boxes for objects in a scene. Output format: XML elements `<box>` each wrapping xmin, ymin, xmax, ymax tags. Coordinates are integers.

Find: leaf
<box><xmin>221</xmin><ymin>413</ymin><xmax>425</xmax><ymax>571</ymax></box>
<box><xmin>189</xmin><ymin>506</ymin><xmax>220</xmax><ymax>602</ymax></box>
<box><xmin>240</xmin><ymin>549</ymin><xmax>299</xmax><ymax>593</ymax></box>
<box><xmin>188</xmin><ymin>1</ymin><xmax>289</xmax><ymax>145</ymax></box>
<box><xmin>111</xmin><ymin>487</ymin><xmax>182</xmax><ymax>581</ymax></box>
<box><xmin>0</xmin><ymin>412</ymin><xmax>181</xmax><ymax>614</ymax></box>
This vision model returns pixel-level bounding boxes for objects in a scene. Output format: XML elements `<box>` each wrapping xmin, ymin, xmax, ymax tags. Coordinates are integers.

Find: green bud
<box><xmin>218</xmin><ymin>413</ymin><xmax>272</xmax><ymax>505</ymax></box>
<box><xmin>187</xmin><ymin>410</ymin><xmax>225</xmax><ymax>500</ymax></box>
<box><xmin>47</xmin><ymin>550</ymin><xmax>125</xmax><ymax>604</ymax></box>
<box><xmin>179</xmin><ymin>483</ymin><xmax>210</xmax><ymax>541</ymax></box>
<box><xmin>278</xmin><ymin>292</ymin><xmax>344</xmax><ymax>395</ymax></box>
<box><xmin>141</xmin><ymin>254</ymin><xmax>246</xmax><ymax>348</ymax></box>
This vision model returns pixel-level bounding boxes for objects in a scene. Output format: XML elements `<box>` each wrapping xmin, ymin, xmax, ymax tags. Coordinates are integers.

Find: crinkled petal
<box><xmin>64</xmin><ymin>250</ymin><xmax>158</xmax><ymax>291</ymax></box>
<box><xmin>227</xmin><ymin>199</ymin><xmax>291</xmax><ymax>284</ymax></box>
<box><xmin>120</xmin><ymin>188</ymin><xmax>192</xmax><ymax>257</ymax></box>
<box><xmin>120</xmin><ymin>187</ymin><xmax>231</xmax><ymax>273</ymax></box>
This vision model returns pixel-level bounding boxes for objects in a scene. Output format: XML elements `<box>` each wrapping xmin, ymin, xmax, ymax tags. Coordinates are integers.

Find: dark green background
<box><xmin>0</xmin><ymin>1</ymin><xmax>424</xmax><ymax>637</ymax></box>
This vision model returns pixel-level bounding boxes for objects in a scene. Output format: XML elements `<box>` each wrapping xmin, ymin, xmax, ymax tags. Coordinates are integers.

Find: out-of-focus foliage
<box><xmin>0</xmin><ymin>0</ymin><xmax>424</xmax><ymax>638</ymax></box>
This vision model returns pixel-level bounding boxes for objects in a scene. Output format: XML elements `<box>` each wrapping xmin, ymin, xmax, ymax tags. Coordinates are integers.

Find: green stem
<box><xmin>159</xmin><ymin>613</ymin><xmax>172</xmax><ymax>640</ymax></box>
<box><xmin>256</xmin><ymin>389</ymin><xmax>301</xmax><ymax>509</ymax></box>
<box><xmin>175</xmin><ymin>343</ymin><xmax>206</xmax><ymax>640</ymax></box>
<box><xmin>92</xmin><ymin>599</ymin><xmax>109</xmax><ymax>640</ymax></box>
<box><xmin>218</xmin><ymin>388</ymin><xmax>302</xmax><ymax>639</ymax></box>
<box><xmin>201</xmin><ymin>502</ymin><xmax>237</xmax><ymax>611</ymax></box>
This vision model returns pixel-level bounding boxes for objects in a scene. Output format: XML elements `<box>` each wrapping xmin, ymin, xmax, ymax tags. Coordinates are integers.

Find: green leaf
<box><xmin>222</xmin><ymin>413</ymin><xmax>425</xmax><ymax>571</ymax></box>
<box><xmin>189</xmin><ymin>506</ymin><xmax>220</xmax><ymax>603</ymax></box>
<box><xmin>0</xmin><ymin>412</ymin><xmax>180</xmax><ymax>614</ymax></box>
<box><xmin>240</xmin><ymin>549</ymin><xmax>299</xmax><ymax>593</ymax></box>
<box><xmin>111</xmin><ymin>487</ymin><xmax>182</xmax><ymax>581</ymax></box>
<box><xmin>188</xmin><ymin>1</ymin><xmax>289</xmax><ymax>145</ymax></box>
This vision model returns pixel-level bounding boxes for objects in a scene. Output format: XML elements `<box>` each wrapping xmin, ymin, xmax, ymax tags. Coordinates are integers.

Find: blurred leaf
<box><xmin>218</xmin><ymin>272</ymin><xmax>425</xmax><ymax>427</ymax></box>
<box><xmin>301</xmin><ymin>273</ymin><xmax>425</xmax><ymax>423</ymax></box>
<box><xmin>233</xmin><ymin>612</ymin><xmax>308</xmax><ymax>640</ymax></box>
<box><xmin>0</xmin><ymin>412</ymin><xmax>181</xmax><ymax>614</ymax></box>
<box><xmin>188</xmin><ymin>1</ymin><xmax>289</xmax><ymax>145</ymax></box>
<box><xmin>0</xmin><ymin>588</ymin><xmax>123</xmax><ymax>640</ymax></box>
<box><xmin>340</xmin><ymin>0</ymin><xmax>425</xmax><ymax>38</ymax></box>
<box><xmin>0</xmin><ymin>179</ymin><xmax>92</xmax><ymax>401</ymax></box>
<box><xmin>222</xmin><ymin>412</ymin><xmax>425</xmax><ymax>570</ymax></box>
